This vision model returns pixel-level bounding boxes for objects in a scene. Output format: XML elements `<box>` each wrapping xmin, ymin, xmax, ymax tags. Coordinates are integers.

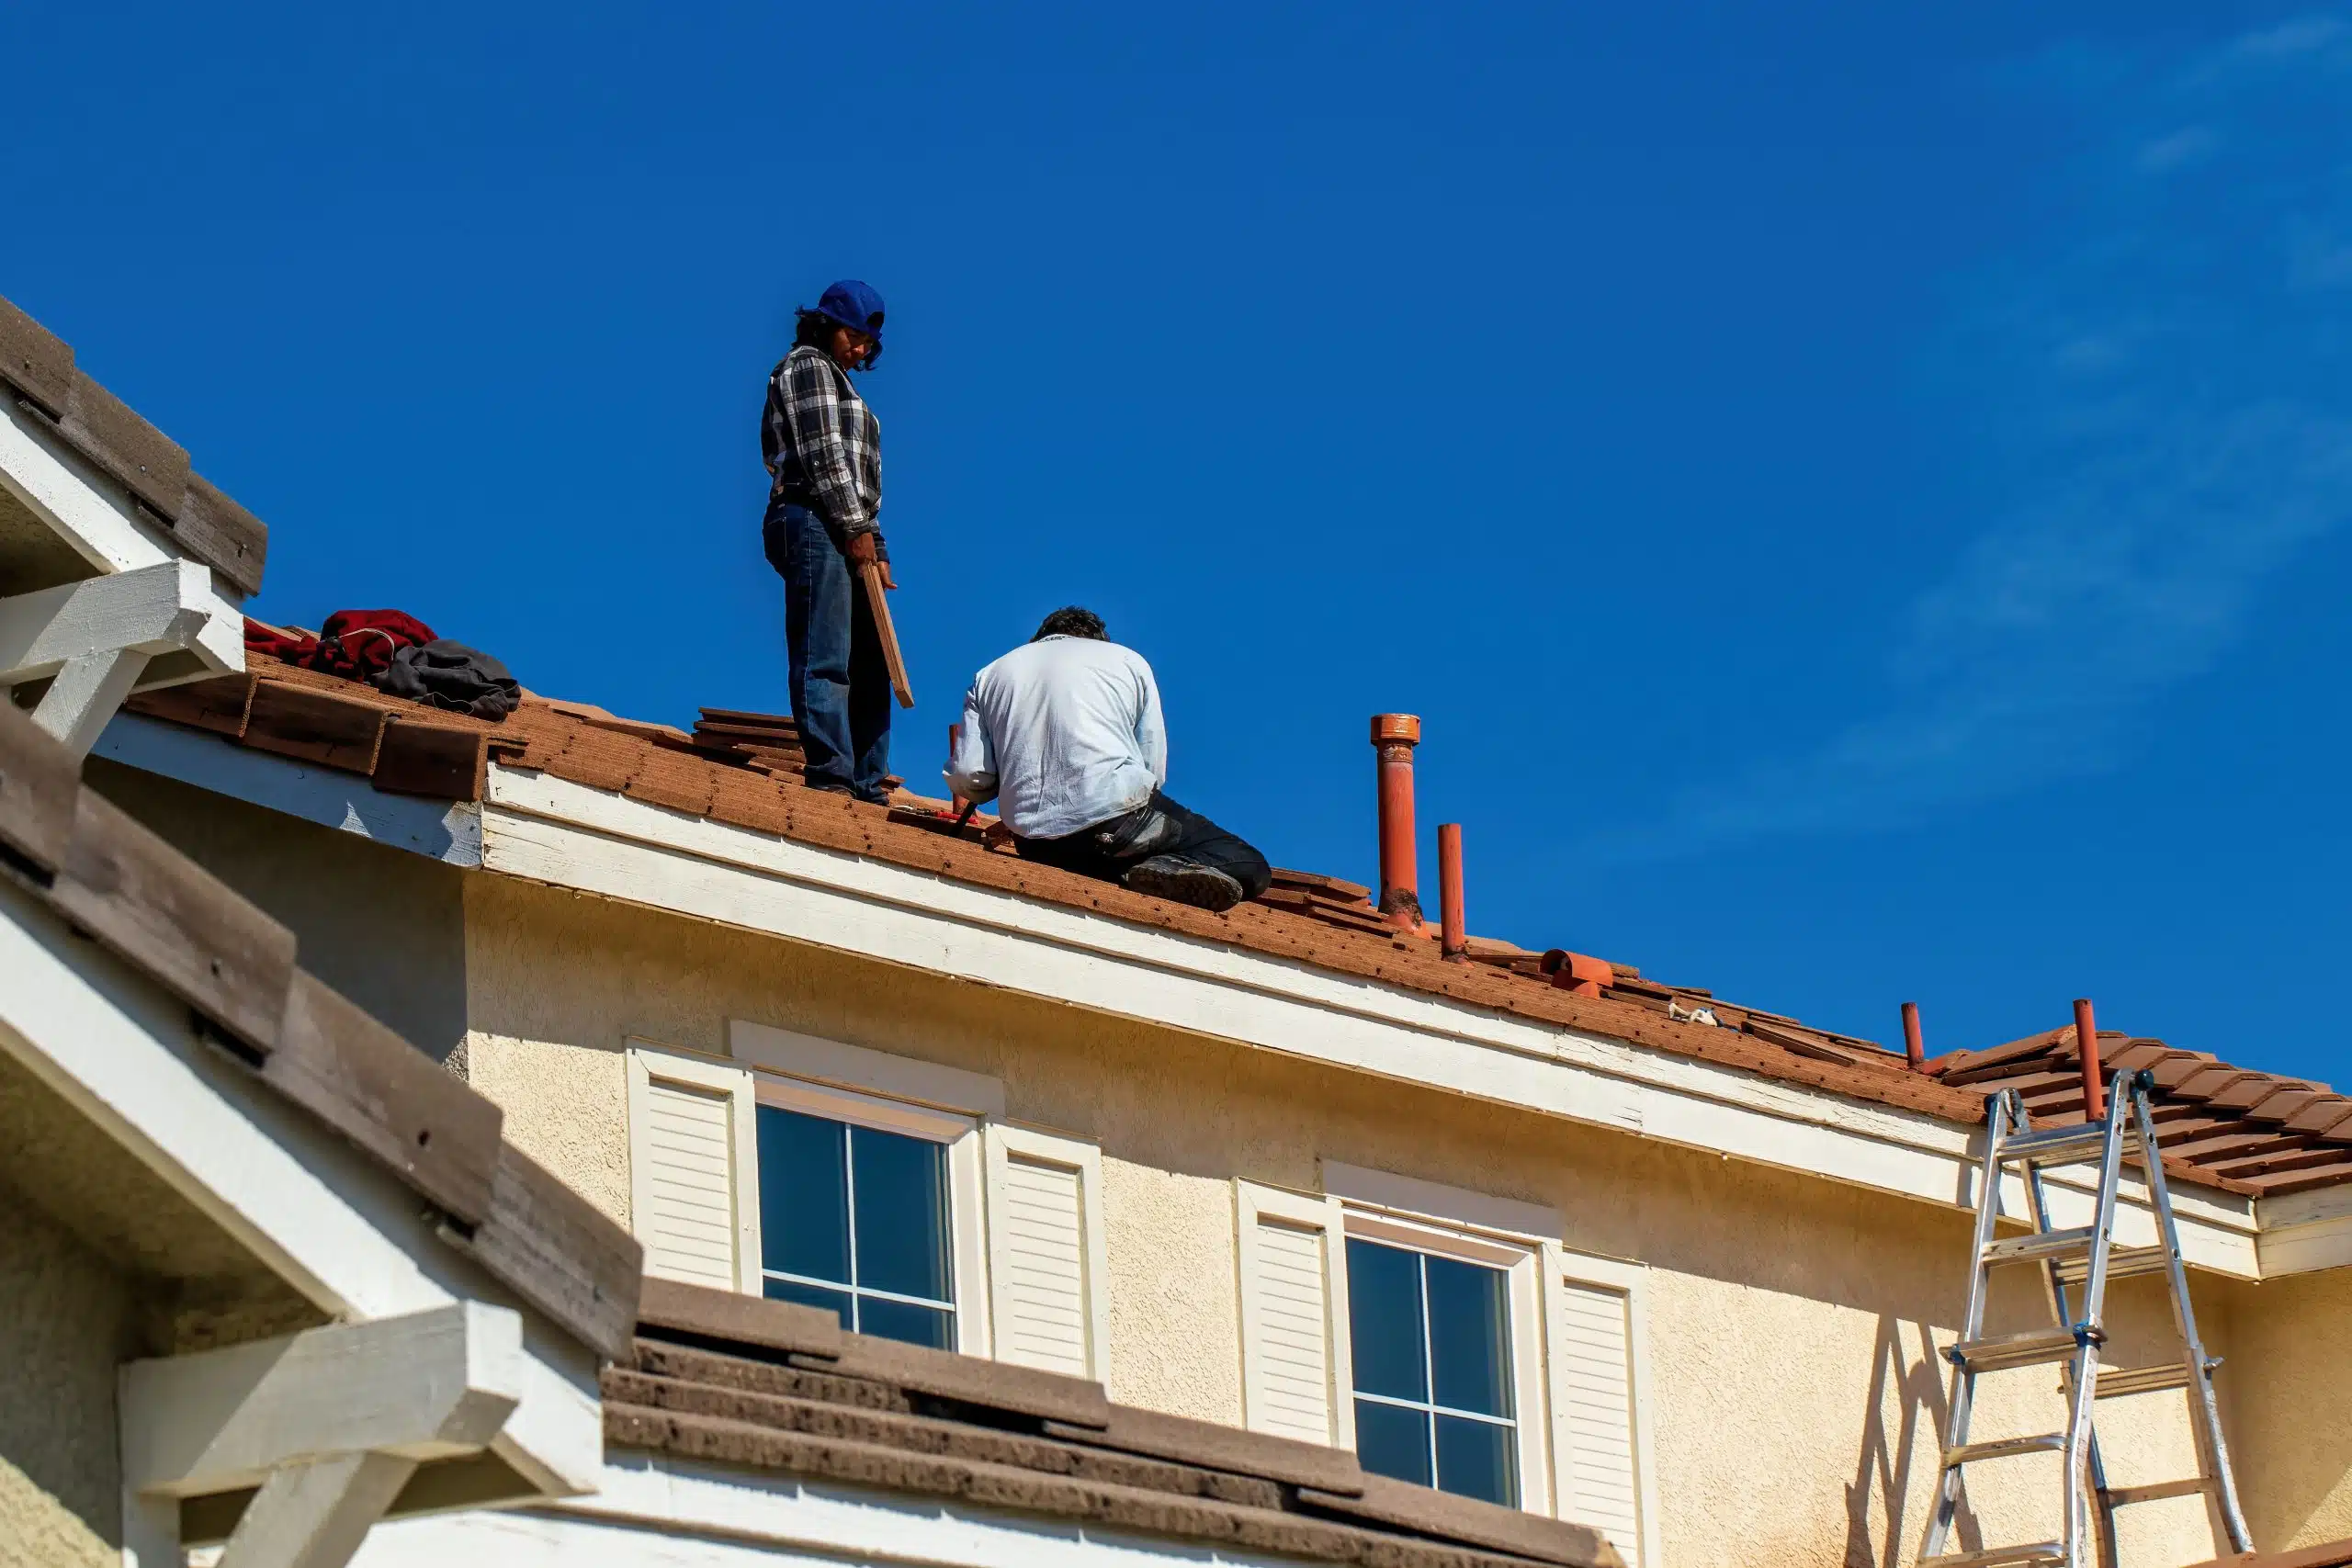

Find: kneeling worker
<box><xmin>946</xmin><ymin>608</ymin><xmax>1272</xmax><ymax>913</ymax></box>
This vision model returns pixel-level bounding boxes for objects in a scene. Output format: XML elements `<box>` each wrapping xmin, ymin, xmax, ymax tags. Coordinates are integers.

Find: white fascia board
<box><xmin>480</xmin><ymin>769</ymin><xmax>2262</xmax><ymax>1279</ymax></box>
<box><xmin>349</xmin><ymin>1451</ymin><xmax>1349</xmax><ymax>1568</ymax></box>
<box><xmin>0</xmin><ymin>878</ymin><xmax>598</xmax><ymax>1496</ymax></box>
<box><xmin>95</xmin><ymin>712</ymin><xmax>484</xmax><ymax>866</ymax></box>
<box><xmin>2256</xmin><ymin>1184</ymin><xmax>2352</xmax><ymax>1277</ymax></box>
<box><xmin>0</xmin><ymin>558</ymin><xmax>241</xmax><ymax>684</ymax></box>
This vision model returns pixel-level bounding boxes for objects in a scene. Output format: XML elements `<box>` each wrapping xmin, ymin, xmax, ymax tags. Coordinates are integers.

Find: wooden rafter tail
<box><xmin>860</xmin><ymin>560</ymin><xmax>915</xmax><ymax>709</ymax></box>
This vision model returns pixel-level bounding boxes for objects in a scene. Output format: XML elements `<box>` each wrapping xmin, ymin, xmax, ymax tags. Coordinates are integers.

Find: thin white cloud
<box><xmin>1598</xmin><ymin>20</ymin><xmax>2352</xmax><ymax>861</ymax></box>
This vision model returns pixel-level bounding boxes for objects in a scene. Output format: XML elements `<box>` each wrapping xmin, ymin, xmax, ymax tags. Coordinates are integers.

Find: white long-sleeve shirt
<box><xmin>944</xmin><ymin>636</ymin><xmax>1168</xmax><ymax>840</ymax></box>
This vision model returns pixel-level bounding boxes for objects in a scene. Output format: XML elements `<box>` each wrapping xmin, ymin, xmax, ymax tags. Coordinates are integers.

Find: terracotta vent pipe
<box><xmin>947</xmin><ymin>723</ymin><xmax>965</xmax><ymax>811</ymax></box>
<box><xmin>1371</xmin><ymin>715</ymin><xmax>1422</xmax><ymax>927</ymax></box>
<box><xmin>1438</xmin><ymin>823</ymin><xmax>1465</xmax><ymax>961</ymax></box>
<box><xmin>2074</xmin><ymin>998</ymin><xmax>2106</xmax><ymax>1122</ymax></box>
<box><xmin>1900</xmin><ymin>1001</ymin><xmax>1926</xmax><ymax>1072</ymax></box>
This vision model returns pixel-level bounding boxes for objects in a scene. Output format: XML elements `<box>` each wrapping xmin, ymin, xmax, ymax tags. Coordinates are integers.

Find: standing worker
<box><xmin>946</xmin><ymin>607</ymin><xmax>1272</xmax><ymax>913</ymax></box>
<box><xmin>762</xmin><ymin>279</ymin><xmax>896</xmax><ymax>801</ymax></box>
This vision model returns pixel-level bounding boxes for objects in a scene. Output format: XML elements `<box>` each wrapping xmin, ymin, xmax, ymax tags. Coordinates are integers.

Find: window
<box><xmin>757</xmin><ymin>1104</ymin><xmax>958</xmax><ymax>1348</ymax></box>
<box><xmin>1234</xmin><ymin>1166</ymin><xmax>1659</xmax><ymax>1565</ymax></box>
<box><xmin>1345</xmin><ymin>1236</ymin><xmax>1520</xmax><ymax>1506</ymax></box>
<box><xmin>627</xmin><ymin>1030</ymin><xmax>1112</xmax><ymax>1377</ymax></box>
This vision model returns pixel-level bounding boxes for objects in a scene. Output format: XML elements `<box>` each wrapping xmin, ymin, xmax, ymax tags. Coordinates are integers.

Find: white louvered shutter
<box><xmin>1237</xmin><ymin>1184</ymin><xmax>1350</xmax><ymax>1447</ymax></box>
<box><xmin>1555</xmin><ymin>1279</ymin><xmax>1643</xmax><ymax>1564</ymax></box>
<box><xmin>986</xmin><ymin>1126</ymin><xmax>1109</xmax><ymax>1377</ymax></box>
<box><xmin>627</xmin><ymin>1046</ymin><xmax>760</xmax><ymax>1292</ymax></box>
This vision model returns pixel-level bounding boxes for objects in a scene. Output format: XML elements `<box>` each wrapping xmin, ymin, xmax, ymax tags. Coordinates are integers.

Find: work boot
<box><xmin>1123</xmin><ymin>854</ymin><xmax>1245</xmax><ymax>913</ymax></box>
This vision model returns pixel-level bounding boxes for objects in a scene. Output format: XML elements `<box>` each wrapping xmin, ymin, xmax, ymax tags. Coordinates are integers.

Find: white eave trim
<box><xmin>479</xmin><ymin>766</ymin><xmax>2265</xmax><ymax>1279</ymax></box>
<box><xmin>95</xmin><ymin>711</ymin><xmax>485</xmax><ymax>865</ymax></box>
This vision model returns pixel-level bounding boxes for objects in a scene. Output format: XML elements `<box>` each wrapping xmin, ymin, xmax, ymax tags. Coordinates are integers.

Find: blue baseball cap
<box><xmin>805</xmin><ymin>279</ymin><xmax>886</xmax><ymax>365</ymax></box>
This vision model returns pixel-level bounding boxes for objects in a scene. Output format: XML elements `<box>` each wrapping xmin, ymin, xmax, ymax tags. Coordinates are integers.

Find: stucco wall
<box><xmin>85</xmin><ymin>757</ymin><xmax>470</xmax><ymax>1062</ymax></box>
<box><xmin>0</xmin><ymin>1195</ymin><xmax>141</xmax><ymax>1568</ymax></box>
<box><xmin>2222</xmin><ymin>1266</ymin><xmax>2352</xmax><ymax>1550</ymax></box>
<box><xmin>460</xmin><ymin>874</ymin><xmax>2256</xmax><ymax>1568</ymax></box>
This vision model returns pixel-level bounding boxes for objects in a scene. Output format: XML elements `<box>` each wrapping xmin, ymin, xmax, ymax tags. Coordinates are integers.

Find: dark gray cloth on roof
<box><xmin>372</xmin><ymin>639</ymin><xmax>520</xmax><ymax>719</ymax></box>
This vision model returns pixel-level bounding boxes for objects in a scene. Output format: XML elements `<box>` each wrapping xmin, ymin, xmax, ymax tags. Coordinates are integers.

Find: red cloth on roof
<box><xmin>243</xmin><ymin>609</ymin><xmax>437</xmax><ymax>681</ymax></box>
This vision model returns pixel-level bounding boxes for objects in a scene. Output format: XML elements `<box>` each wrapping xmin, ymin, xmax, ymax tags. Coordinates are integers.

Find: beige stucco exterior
<box><xmin>67</xmin><ymin>756</ymin><xmax>2347</xmax><ymax>1564</ymax></box>
<box><xmin>0</xmin><ymin>1201</ymin><xmax>139</xmax><ymax>1568</ymax></box>
<box><xmin>457</xmin><ymin>871</ymin><xmax>2335</xmax><ymax>1568</ymax></box>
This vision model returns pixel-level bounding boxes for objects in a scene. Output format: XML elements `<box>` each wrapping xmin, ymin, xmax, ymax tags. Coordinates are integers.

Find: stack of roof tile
<box><xmin>692</xmin><ymin>706</ymin><xmax>808</xmax><ymax>779</ymax></box>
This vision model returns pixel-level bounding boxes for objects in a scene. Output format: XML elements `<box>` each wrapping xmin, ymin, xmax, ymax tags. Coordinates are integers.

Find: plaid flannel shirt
<box><xmin>763</xmin><ymin>344</ymin><xmax>884</xmax><ymax>554</ymax></box>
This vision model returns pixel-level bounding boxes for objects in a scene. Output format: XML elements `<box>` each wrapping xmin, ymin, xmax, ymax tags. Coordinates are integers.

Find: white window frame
<box><xmin>1336</xmin><ymin>1208</ymin><xmax>1553</xmax><ymax>1515</ymax></box>
<box><xmin>628</xmin><ymin>1032</ymin><xmax>999</xmax><ymax>1354</ymax></box>
<box><xmin>1312</xmin><ymin>1161</ymin><xmax>1658</xmax><ymax>1563</ymax></box>
<box><xmin>752</xmin><ymin>1073</ymin><xmax>990</xmax><ymax>1354</ymax></box>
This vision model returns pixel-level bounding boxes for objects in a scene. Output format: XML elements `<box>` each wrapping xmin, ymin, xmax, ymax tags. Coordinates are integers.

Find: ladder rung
<box><xmin>1951</xmin><ymin>1326</ymin><xmax>2086</xmax><ymax>1371</ymax></box>
<box><xmin>1998</xmin><ymin>1122</ymin><xmax>2130</xmax><ymax>1166</ymax></box>
<box><xmin>2052</xmin><ymin>1246</ymin><xmax>2170</xmax><ymax>1286</ymax></box>
<box><xmin>2100</xmin><ymin>1476</ymin><xmax>2213</xmax><ymax>1506</ymax></box>
<box><xmin>1983</xmin><ymin>1227</ymin><xmax>2094</xmax><ymax>1266</ymax></box>
<box><xmin>1921</xmin><ymin>1544</ymin><xmax>2065</xmax><ymax>1568</ymax></box>
<box><xmin>2097</xmin><ymin>1362</ymin><xmax>2194</xmax><ymax>1399</ymax></box>
<box><xmin>1944</xmin><ymin>1432</ymin><xmax>2066</xmax><ymax>1466</ymax></box>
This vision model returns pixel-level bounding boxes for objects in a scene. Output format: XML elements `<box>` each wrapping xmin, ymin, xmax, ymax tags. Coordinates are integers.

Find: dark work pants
<box><xmin>766</xmin><ymin>502</ymin><xmax>892</xmax><ymax>801</ymax></box>
<box><xmin>1013</xmin><ymin>790</ymin><xmax>1272</xmax><ymax>903</ymax></box>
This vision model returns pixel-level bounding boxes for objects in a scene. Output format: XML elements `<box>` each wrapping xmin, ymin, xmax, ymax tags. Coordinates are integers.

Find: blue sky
<box><xmin>9</xmin><ymin>4</ymin><xmax>2349</xmax><ymax>1082</ymax></box>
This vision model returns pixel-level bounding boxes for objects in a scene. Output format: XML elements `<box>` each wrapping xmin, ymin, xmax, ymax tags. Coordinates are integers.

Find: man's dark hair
<box><xmin>1033</xmin><ymin>606</ymin><xmax>1108</xmax><ymax>642</ymax></box>
<box><xmin>795</xmin><ymin>310</ymin><xmax>872</xmax><ymax>361</ymax></box>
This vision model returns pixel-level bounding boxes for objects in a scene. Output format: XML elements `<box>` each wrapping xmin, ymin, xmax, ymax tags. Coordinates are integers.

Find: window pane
<box><xmin>849</xmin><ymin>1124</ymin><xmax>954</xmax><ymax>1304</ymax></box>
<box><xmin>757</xmin><ymin>1107</ymin><xmax>851</xmax><ymax>1284</ymax></box>
<box><xmin>764</xmin><ymin>1275</ymin><xmax>853</xmax><ymax>1330</ymax></box>
<box><xmin>1425</xmin><ymin>1254</ymin><xmax>1514</xmax><ymax>1418</ymax></box>
<box><xmin>1345</xmin><ymin>1238</ymin><xmax>1429</xmax><ymax>1402</ymax></box>
<box><xmin>1352</xmin><ymin>1399</ymin><xmax>1433</xmax><ymax>1488</ymax></box>
<box><xmin>1434</xmin><ymin>1414</ymin><xmax>1519</xmax><ymax>1507</ymax></box>
<box><xmin>857</xmin><ymin>1294</ymin><xmax>956</xmax><ymax>1350</ymax></box>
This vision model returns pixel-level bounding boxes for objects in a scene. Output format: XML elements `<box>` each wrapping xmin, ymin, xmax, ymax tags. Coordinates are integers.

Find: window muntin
<box><xmin>756</xmin><ymin>1105</ymin><xmax>956</xmax><ymax>1349</ymax></box>
<box><xmin>1343</xmin><ymin>1236</ymin><xmax>1519</xmax><ymax>1506</ymax></box>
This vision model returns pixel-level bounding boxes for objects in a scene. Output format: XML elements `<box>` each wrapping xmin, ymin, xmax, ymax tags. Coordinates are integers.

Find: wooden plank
<box><xmin>264</xmin><ymin>972</ymin><xmax>503</xmax><ymax>1226</ymax></box>
<box><xmin>1296</xmin><ymin>1473</ymin><xmax>1621</xmax><ymax>1566</ymax></box>
<box><xmin>0</xmin><ymin>697</ymin><xmax>82</xmax><ymax>877</ymax></box>
<box><xmin>794</xmin><ymin>1327</ymin><xmax>1112</xmax><ymax>1428</ymax></box>
<box><xmin>242</xmin><ymin>682</ymin><xmax>390</xmax><ymax>773</ymax></box>
<box><xmin>59</xmin><ymin>369</ymin><xmax>190</xmax><ymax>521</ymax></box>
<box><xmin>458</xmin><ymin>1141</ymin><xmax>643</xmax><ymax>1363</ymax></box>
<box><xmin>173</xmin><ymin>476</ymin><xmax>268</xmax><ymax>598</ymax></box>
<box><xmin>859</xmin><ymin>561</ymin><xmax>914</xmax><ymax>709</ymax></box>
<box><xmin>373</xmin><ymin>720</ymin><xmax>489</xmax><ymax>801</ymax></box>
<box><xmin>125</xmin><ymin>671</ymin><xmax>256</xmax><ymax>738</ymax></box>
<box><xmin>1043</xmin><ymin>1402</ymin><xmax>1367</xmax><ymax>1495</ymax></box>
<box><xmin>637</xmin><ymin>1277</ymin><xmax>845</xmax><ymax>1361</ymax></box>
<box><xmin>0</xmin><ymin>290</ymin><xmax>76</xmax><ymax>416</ymax></box>
<box><xmin>52</xmin><ymin>786</ymin><xmax>297</xmax><ymax>1053</ymax></box>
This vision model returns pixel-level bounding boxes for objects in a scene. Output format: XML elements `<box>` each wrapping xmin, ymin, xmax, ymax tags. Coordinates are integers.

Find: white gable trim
<box><xmin>479</xmin><ymin>769</ymin><xmax>2264</xmax><ymax>1280</ymax></box>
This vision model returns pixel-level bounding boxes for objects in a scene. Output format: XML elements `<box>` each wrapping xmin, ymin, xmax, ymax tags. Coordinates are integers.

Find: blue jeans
<box><xmin>766</xmin><ymin>502</ymin><xmax>892</xmax><ymax>800</ymax></box>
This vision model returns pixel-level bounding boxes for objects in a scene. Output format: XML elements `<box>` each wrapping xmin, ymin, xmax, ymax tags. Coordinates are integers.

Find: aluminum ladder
<box><xmin>1918</xmin><ymin>1068</ymin><xmax>2252</xmax><ymax>1568</ymax></box>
